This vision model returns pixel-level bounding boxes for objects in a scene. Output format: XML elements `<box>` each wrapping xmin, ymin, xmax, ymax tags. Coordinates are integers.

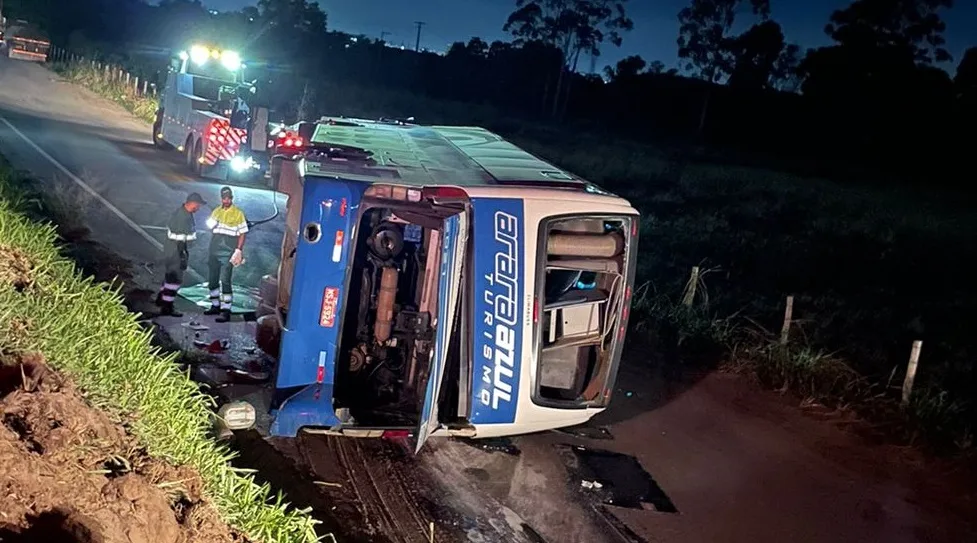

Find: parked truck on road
<box><xmin>153</xmin><ymin>44</ymin><xmax>271</xmax><ymax>183</ymax></box>
<box><xmin>4</xmin><ymin>20</ymin><xmax>50</xmax><ymax>62</ymax></box>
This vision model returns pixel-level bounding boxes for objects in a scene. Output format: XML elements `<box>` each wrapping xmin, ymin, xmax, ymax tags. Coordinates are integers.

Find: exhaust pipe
<box><xmin>375</xmin><ymin>266</ymin><xmax>398</xmax><ymax>343</ymax></box>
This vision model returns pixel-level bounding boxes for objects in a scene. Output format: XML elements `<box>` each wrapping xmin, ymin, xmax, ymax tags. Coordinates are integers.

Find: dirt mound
<box><xmin>0</xmin><ymin>355</ymin><xmax>242</xmax><ymax>543</ymax></box>
<box><xmin>0</xmin><ymin>244</ymin><xmax>34</xmax><ymax>292</ymax></box>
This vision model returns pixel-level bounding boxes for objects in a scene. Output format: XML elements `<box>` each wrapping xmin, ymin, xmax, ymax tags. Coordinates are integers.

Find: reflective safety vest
<box><xmin>163</xmin><ymin>205</ymin><xmax>197</xmax><ymax>259</ymax></box>
<box><xmin>207</xmin><ymin>205</ymin><xmax>249</xmax><ymax>253</ymax></box>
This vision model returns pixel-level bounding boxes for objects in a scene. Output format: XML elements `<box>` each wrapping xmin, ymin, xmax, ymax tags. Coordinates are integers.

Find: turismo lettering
<box><xmin>479</xmin><ymin>211</ymin><xmax>519</xmax><ymax>410</ymax></box>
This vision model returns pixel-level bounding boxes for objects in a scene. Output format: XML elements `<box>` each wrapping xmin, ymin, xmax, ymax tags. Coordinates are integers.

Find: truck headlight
<box><xmin>190</xmin><ymin>45</ymin><xmax>210</xmax><ymax>66</ymax></box>
<box><xmin>217</xmin><ymin>401</ymin><xmax>256</xmax><ymax>430</ymax></box>
<box><xmin>221</xmin><ymin>50</ymin><xmax>242</xmax><ymax>71</ymax></box>
<box><xmin>230</xmin><ymin>155</ymin><xmax>252</xmax><ymax>172</ymax></box>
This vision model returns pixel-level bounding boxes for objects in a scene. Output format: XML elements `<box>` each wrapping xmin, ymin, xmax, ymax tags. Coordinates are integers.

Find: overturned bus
<box><xmin>234</xmin><ymin>118</ymin><xmax>639</xmax><ymax>452</ymax></box>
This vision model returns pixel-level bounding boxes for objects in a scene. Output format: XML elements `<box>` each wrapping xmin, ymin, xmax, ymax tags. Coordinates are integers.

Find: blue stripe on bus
<box><xmin>469</xmin><ymin>198</ymin><xmax>524</xmax><ymax>425</ymax></box>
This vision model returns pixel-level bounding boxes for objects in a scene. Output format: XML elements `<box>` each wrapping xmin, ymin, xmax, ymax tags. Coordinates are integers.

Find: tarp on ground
<box><xmin>178</xmin><ymin>281</ymin><xmax>260</xmax><ymax>314</ymax></box>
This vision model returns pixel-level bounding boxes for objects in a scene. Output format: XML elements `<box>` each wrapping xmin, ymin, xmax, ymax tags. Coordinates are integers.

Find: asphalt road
<box><xmin>0</xmin><ymin>55</ymin><xmax>285</xmax><ymax>303</ymax></box>
<box><xmin>0</xmin><ymin>56</ymin><xmax>975</xmax><ymax>543</ymax></box>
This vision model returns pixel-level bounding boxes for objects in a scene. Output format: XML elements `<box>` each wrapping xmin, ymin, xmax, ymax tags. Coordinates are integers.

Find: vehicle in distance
<box><xmin>4</xmin><ymin>20</ymin><xmax>50</xmax><ymax>62</ymax></box>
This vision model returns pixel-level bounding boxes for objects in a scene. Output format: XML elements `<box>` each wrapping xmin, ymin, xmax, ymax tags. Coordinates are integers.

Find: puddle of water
<box><xmin>557</xmin><ymin>444</ymin><xmax>678</xmax><ymax>513</ymax></box>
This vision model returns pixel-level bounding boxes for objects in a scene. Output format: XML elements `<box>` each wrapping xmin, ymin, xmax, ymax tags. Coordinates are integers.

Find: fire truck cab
<box><xmin>238</xmin><ymin>118</ymin><xmax>640</xmax><ymax>452</ymax></box>
<box><xmin>153</xmin><ymin>44</ymin><xmax>270</xmax><ymax>182</ymax></box>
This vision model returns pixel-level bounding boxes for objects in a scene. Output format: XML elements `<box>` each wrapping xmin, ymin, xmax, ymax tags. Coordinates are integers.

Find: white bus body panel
<box><xmin>462</xmin><ymin>187</ymin><xmax>637</xmax><ymax>439</ymax></box>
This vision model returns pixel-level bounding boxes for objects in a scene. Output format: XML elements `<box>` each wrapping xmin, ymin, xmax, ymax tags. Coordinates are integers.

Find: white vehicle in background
<box><xmin>153</xmin><ymin>44</ymin><xmax>270</xmax><ymax>183</ymax></box>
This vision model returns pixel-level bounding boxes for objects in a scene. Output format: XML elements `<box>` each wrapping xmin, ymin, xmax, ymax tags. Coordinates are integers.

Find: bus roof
<box><xmin>303</xmin><ymin>117</ymin><xmax>612</xmax><ymax>194</ymax></box>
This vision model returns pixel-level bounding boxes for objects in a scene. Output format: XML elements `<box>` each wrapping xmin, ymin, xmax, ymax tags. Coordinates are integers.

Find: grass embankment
<box><xmin>0</xmin><ymin>163</ymin><xmax>319</xmax><ymax>541</ymax></box>
<box><xmin>50</xmin><ymin>59</ymin><xmax>158</xmax><ymax>124</ymax></box>
<box><xmin>49</xmin><ymin>53</ymin><xmax>974</xmax><ymax>453</ymax></box>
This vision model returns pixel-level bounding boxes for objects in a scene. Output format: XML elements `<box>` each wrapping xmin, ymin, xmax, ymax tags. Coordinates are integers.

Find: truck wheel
<box><xmin>184</xmin><ymin>137</ymin><xmax>195</xmax><ymax>169</ymax></box>
<box><xmin>191</xmin><ymin>141</ymin><xmax>204</xmax><ymax>176</ymax></box>
<box><xmin>152</xmin><ymin>121</ymin><xmax>171</xmax><ymax>150</ymax></box>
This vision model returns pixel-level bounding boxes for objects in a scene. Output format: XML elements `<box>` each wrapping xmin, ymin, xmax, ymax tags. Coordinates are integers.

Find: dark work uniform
<box><xmin>156</xmin><ymin>205</ymin><xmax>197</xmax><ymax>306</ymax></box>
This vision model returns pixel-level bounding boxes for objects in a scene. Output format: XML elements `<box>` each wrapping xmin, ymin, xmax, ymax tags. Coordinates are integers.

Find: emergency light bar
<box><xmin>180</xmin><ymin>44</ymin><xmax>242</xmax><ymax>71</ymax></box>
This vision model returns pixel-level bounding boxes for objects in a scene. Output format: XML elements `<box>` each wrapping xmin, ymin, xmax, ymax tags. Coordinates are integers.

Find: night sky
<box><xmin>202</xmin><ymin>0</ymin><xmax>976</xmax><ymax>73</ymax></box>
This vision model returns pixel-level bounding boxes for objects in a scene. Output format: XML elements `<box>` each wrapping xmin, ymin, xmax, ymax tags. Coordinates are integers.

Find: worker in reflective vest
<box><xmin>155</xmin><ymin>192</ymin><xmax>206</xmax><ymax>317</ymax></box>
<box><xmin>204</xmin><ymin>186</ymin><xmax>248</xmax><ymax>323</ymax></box>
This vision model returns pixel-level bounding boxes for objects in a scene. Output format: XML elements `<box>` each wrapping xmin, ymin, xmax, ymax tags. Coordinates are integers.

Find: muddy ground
<box><xmin>0</xmin><ymin>355</ymin><xmax>241</xmax><ymax>543</ymax></box>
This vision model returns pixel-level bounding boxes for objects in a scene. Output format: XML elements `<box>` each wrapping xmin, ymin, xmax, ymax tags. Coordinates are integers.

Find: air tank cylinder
<box><xmin>374</xmin><ymin>266</ymin><xmax>398</xmax><ymax>343</ymax></box>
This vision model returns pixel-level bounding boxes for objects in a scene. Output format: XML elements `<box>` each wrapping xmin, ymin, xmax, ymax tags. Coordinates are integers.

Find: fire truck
<box><xmin>153</xmin><ymin>44</ymin><xmax>270</xmax><ymax>183</ymax></box>
<box><xmin>184</xmin><ymin>117</ymin><xmax>641</xmax><ymax>452</ymax></box>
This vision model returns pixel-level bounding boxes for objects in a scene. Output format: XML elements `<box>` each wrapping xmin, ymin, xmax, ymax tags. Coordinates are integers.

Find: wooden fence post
<box><xmin>682</xmin><ymin>266</ymin><xmax>700</xmax><ymax>307</ymax></box>
<box><xmin>780</xmin><ymin>295</ymin><xmax>794</xmax><ymax>345</ymax></box>
<box><xmin>901</xmin><ymin>340</ymin><xmax>923</xmax><ymax>406</ymax></box>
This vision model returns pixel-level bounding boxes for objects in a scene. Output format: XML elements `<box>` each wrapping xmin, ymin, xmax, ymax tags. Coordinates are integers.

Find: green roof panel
<box><xmin>304</xmin><ymin>118</ymin><xmax>588</xmax><ymax>188</ymax></box>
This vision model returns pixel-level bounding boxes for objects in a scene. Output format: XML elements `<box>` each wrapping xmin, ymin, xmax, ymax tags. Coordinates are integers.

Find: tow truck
<box><xmin>153</xmin><ymin>44</ymin><xmax>270</xmax><ymax>183</ymax></box>
<box><xmin>163</xmin><ymin>117</ymin><xmax>640</xmax><ymax>452</ymax></box>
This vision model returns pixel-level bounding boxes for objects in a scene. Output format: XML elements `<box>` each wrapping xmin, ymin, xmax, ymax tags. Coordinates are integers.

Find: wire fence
<box><xmin>48</xmin><ymin>46</ymin><xmax>159</xmax><ymax>98</ymax></box>
<box><xmin>47</xmin><ymin>46</ymin><xmax>160</xmax><ymax>123</ymax></box>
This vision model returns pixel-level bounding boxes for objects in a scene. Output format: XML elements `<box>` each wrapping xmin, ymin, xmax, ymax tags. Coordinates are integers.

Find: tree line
<box><xmin>5</xmin><ymin>0</ymin><xmax>976</xmax><ymax>185</ymax></box>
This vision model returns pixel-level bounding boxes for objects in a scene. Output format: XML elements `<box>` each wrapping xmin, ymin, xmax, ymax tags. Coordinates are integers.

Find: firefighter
<box><xmin>155</xmin><ymin>192</ymin><xmax>207</xmax><ymax>317</ymax></box>
<box><xmin>204</xmin><ymin>186</ymin><xmax>248</xmax><ymax>323</ymax></box>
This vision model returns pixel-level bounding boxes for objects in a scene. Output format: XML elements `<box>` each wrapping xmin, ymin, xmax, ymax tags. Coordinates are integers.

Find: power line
<box><xmin>413</xmin><ymin>21</ymin><xmax>426</xmax><ymax>52</ymax></box>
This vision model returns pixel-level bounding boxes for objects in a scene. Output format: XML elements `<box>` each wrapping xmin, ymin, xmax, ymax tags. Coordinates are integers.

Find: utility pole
<box><xmin>380</xmin><ymin>31</ymin><xmax>390</xmax><ymax>44</ymax></box>
<box><xmin>413</xmin><ymin>21</ymin><xmax>425</xmax><ymax>52</ymax></box>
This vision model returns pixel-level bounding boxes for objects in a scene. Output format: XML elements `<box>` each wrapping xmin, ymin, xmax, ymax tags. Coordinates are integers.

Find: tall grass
<box><xmin>0</xmin><ymin>166</ymin><xmax>321</xmax><ymax>541</ymax></box>
<box><xmin>51</xmin><ymin>59</ymin><xmax>158</xmax><ymax>124</ymax></box>
<box><xmin>636</xmin><ymin>272</ymin><xmax>973</xmax><ymax>453</ymax></box>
